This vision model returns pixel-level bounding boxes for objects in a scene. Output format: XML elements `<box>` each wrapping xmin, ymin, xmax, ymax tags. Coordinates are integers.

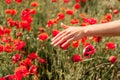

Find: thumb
<box><xmin>61</xmin><ymin>23</ymin><xmax>69</xmax><ymax>29</ymax></box>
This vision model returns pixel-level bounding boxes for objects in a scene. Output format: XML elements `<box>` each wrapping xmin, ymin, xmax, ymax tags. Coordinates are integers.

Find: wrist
<box><xmin>82</xmin><ymin>27</ymin><xmax>90</xmax><ymax>37</ymax></box>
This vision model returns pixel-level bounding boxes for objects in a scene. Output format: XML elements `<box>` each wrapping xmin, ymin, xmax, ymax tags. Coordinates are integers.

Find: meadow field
<box><xmin>0</xmin><ymin>0</ymin><xmax>120</xmax><ymax>80</ymax></box>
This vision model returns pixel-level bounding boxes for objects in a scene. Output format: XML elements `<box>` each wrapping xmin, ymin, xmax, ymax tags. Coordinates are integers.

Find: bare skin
<box><xmin>51</xmin><ymin>20</ymin><xmax>120</xmax><ymax>47</ymax></box>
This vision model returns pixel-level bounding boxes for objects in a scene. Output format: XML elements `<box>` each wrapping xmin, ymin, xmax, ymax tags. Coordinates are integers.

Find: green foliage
<box><xmin>0</xmin><ymin>0</ymin><xmax>120</xmax><ymax>80</ymax></box>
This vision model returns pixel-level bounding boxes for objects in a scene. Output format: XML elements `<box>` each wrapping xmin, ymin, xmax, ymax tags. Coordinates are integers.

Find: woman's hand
<box><xmin>51</xmin><ymin>23</ymin><xmax>86</xmax><ymax>47</ymax></box>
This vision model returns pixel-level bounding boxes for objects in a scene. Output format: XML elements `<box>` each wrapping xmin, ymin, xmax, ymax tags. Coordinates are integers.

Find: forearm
<box><xmin>84</xmin><ymin>20</ymin><xmax>120</xmax><ymax>36</ymax></box>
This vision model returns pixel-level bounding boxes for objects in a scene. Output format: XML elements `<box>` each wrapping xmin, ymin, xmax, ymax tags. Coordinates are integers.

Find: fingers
<box><xmin>51</xmin><ymin>23</ymin><xmax>73</xmax><ymax>47</ymax></box>
<box><xmin>61</xmin><ymin>23</ymin><xmax>69</xmax><ymax>29</ymax></box>
<box><xmin>51</xmin><ymin>30</ymin><xmax>68</xmax><ymax>45</ymax></box>
<box><xmin>52</xmin><ymin>23</ymin><xmax>69</xmax><ymax>41</ymax></box>
<box><xmin>52</xmin><ymin>33</ymin><xmax>73</xmax><ymax>46</ymax></box>
<box><xmin>61</xmin><ymin>37</ymin><xmax>75</xmax><ymax>47</ymax></box>
<box><xmin>52</xmin><ymin>30</ymin><xmax>66</xmax><ymax>41</ymax></box>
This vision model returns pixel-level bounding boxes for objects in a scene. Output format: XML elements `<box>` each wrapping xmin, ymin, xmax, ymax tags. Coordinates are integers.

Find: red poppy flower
<box><xmin>57</xmin><ymin>13</ymin><xmax>65</xmax><ymax>20</ymax></box>
<box><xmin>83</xmin><ymin>18</ymin><xmax>97</xmax><ymax>25</ymax></box>
<box><xmin>106</xmin><ymin>42</ymin><xmax>116</xmax><ymax>50</ymax></box>
<box><xmin>20</xmin><ymin>20</ymin><xmax>30</xmax><ymax>27</ymax></box>
<box><xmin>20</xmin><ymin>8</ymin><xmax>30</xmax><ymax>18</ymax></box>
<box><xmin>80</xmin><ymin>22</ymin><xmax>87</xmax><ymax>26</ymax></box>
<box><xmin>10</xmin><ymin>9</ymin><xmax>17</xmax><ymax>15</ymax></box>
<box><xmin>73</xmin><ymin>3</ymin><xmax>80</xmax><ymax>9</ymax></box>
<box><xmin>12</xmin><ymin>54</ymin><xmax>21</xmax><ymax>63</ymax></box>
<box><xmin>38</xmin><ymin>58</ymin><xmax>46</xmax><ymax>64</ymax></box>
<box><xmin>1</xmin><ymin>36</ymin><xmax>12</xmax><ymax>43</ymax></box>
<box><xmin>52</xmin><ymin>29</ymin><xmax>59</xmax><ymax>37</ymax></box>
<box><xmin>5</xmin><ymin>9</ymin><xmax>17</xmax><ymax>15</ymax></box>
<box><xmin>5</xmin><ymin>9</ymin><xmax>11</xmax><ymax>14</ymax></box>
<box><xmin>7</xmin><ymin>19</ymin><xmax>19</xmax><ymax>28</ymax></box>
<box><xmin>3</xmin><ymin>27</ymin><xmax>11</xmax><ymax>34</ymax></box>
<box><xmin>63</xmin><ymin>0</ymin><xmax>69</xmax><ymax>3</ymax></box>
<box><xmin>19</xmin><ymin>58</ymin><xmax>31</xmax><ymax>67</ymax></box>
<box><xmin>29</xmin><ymin>65</ymin><xmax>37</xmax><ymax>74</ymax></box>
<box><xmin>105</xmin><ymin>13</ymin><xmax>112</xmax><ymax>21</ymax></box>
<box><xmin>71</xmin><ymin>54</ymin><xmax>82</xmax><ymax>62</ymax></box>
<box><xmin>109</xmin><ymin>56</ymin><xmax>117</xmax><ymax>64</ymax></box>
<box><xmin>46</xmin><ymin>20</ymin><xmax>54</xmax><ymax>28</ymax></box>
<box><xmin>14</xmin><ymin>41</ymin><xmax>25</xmax><ymax>50</ymax></box>
<box><xmin>20</xmin><ymin>20</ymin><xmax>29</xmax><ymax>27</ymax></box>
<box><xmin>38</xmin><ymin>33</ymin><xmax>48</xmax><ymax>41</ymax></box>
<box><xmin>70</xmin><ymin>19</ymin><xmax>79</xmax><ymax>24</ymax></box>
<box><xmin>4</xmin><ymin>44</ymin><xmax>14</xmax><ymax>53</ymax></box>
<box><xmin>20</xmin><ymin>20</ymin><xmax>30</xmax><ymax>28</ymax></box>
<box><xmin>52</xmin><ymin>0</ymin><xmax>57</xmax><ymax>2</ymax></box>
<box><xmin>113</xmin><ymin>9</ymin><xmax>119</xmax><ymax>14</ymax></box>
<box><xmin>0</xmin><ymin>45</ymin><xmax>3</xmax><ymax>52</ymax></box>
<box><xmin>66</xmin><ymin>9</ymin><xmax>74</xmax><ymax>15</ymax></box>
<box><xmin>90</xmin><ymin>36</ymin><xmax>102</xmax><ymax>43</ymax></box>
<box><xmin>30</xmin><ymin>9</ymin><xmax>36</xmax><ymax>15</ymax></box>
<box><xmin>46</xmin><ymin>19</ymin><xmax>57</xmax><ymax>28</ymax></box>
<box><xmin>71</xmin><ymin>40</ymin><xmax>79</xmax><ymax>48</ymax></box>
<box><xmin>14</xmin><ymin>66</ymin><xmax>29</xmax><ymax>80</ymax></box>
<box><xmin>14</xmin><ymin>0</ymin><xmax>22</xmax><ymax>3</ymax></box>
<box><xmin>20</xmin><ymin>8</ymin><xmax>33</xmax><ymax>24</ymax></box>
<box><xmin>83</xmin><ymin>45</ymin><xmax>95</xmax><ymax>58</ymax></box>
<box><xmin>80</xmin><ymin>37</ymin><xmax>87</xmax><ymax>44</ymax></box>
<box><xmin>27</xmin><ymin>52</ymin><xmax>37</xmax><ymax>60</ymax></box>
<box><xmin>7</xmin><ymin>18</ymin><xmax>16</xmax><ymax>27</ymax></box>
<box><xmin>30</xmin><ymin>1</ymin><xmax>38</xmax><ymax>7</ymax></box>
<box><xmin>100</xmin><ymin>19</ymin><xmax>108</xmax><ymax>23</ymax></box>
<box><xmin>0</xmin><ymin>28</ymin><xmax>4</xmax><ymax>36</ymax></box>
<box><xmin>4</xmin><ymin>0</ymin><xmax>12</xmax><ymax>4</ymax></box>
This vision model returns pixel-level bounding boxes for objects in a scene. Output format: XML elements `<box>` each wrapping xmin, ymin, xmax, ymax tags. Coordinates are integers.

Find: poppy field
<box><xmin>0</xmin><ymin>0</ymin><xmax>120</xmax><ymax>80</ymax></box>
